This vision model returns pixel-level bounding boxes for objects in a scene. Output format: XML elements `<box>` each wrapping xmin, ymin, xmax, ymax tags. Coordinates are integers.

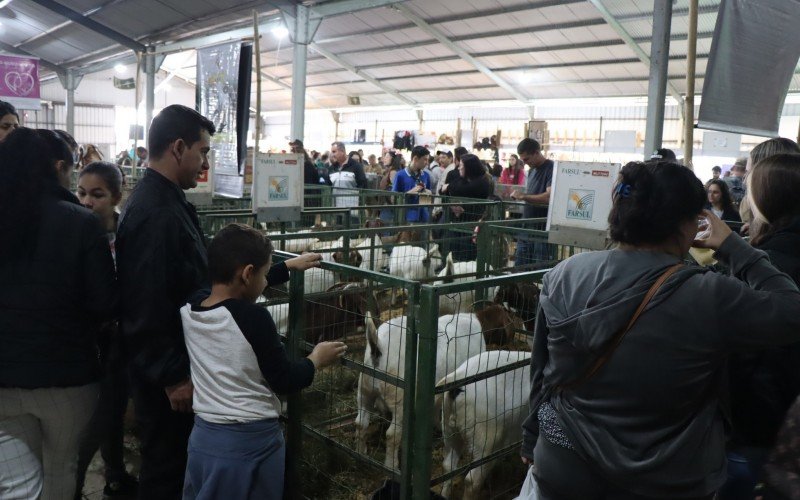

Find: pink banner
<box><xmin>0</xmin><ymin>54</ymin><xmax>40</xmax><ymax>109</ymax></box>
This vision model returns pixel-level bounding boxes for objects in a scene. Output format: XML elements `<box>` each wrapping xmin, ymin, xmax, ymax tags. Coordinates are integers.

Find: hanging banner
<box><xmin>698</xmin><ymin>0</ymin><xmax>800</xmax><ymax>137</ymax></box>
<box><xmin>547</xmin><ymin>161</ymin><xmax>621</xmax><ymax>250</ymax></box>
<box><xmin>197</xmin><ymin>42</ymin><xmax>241</xmax><ymax>177</ymax></box>
<box><xmin>0</xmin><ymin>54</ymin><xmax>41</xmax><ymax>110</ymax></box>
<box><xmin>252</xmin><ymin>153</ymin><xmax>303</xmax><ymax>223</ymax></box>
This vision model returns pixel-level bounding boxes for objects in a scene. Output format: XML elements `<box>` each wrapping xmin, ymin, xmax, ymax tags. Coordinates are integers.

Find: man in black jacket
<box><xmin>116</xmin><ymin>105</ymin><xmax>215</xmax><ymax>499</ymax></box>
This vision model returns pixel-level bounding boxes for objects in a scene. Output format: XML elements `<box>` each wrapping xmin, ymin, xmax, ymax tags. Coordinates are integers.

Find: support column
<box><xmin>145</xmin><ymin>46</ymin><xmax>156</xmax><ymax>139</ymax></box>
<box><xmin>683</xmin><ymin>0</ymin><xmax>699</xmax><ymax>168</ymax></box>
<box><xmin>58</xmin><ymin>70</ymin><xmax>82</xmax><ymax>136</ymax></box>
<box><xmin>643</xmin><ymin>0</ymin><xmax>673</xmax><ymax>159</ymax></box>
<box><xmin>287</xmin><ymin>5</ymin><xmax>321</xmax><ymax>142</ymax></box>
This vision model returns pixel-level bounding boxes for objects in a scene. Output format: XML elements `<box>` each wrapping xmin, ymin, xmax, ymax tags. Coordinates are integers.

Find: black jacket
<box><xmin>730</xmin><ymin>218</ymin><xmax>800</xmax><ymax>448</ymax></box>
<box><xmin>447</xmin><ymin>174</ymin><xmax>493</xmax><ymax>222</ymax></box>
<box><xmin>117</xmin><ymin>169</ymin><xmax>291</xmax><ymax>387</ymax></box>
<box><xmin>704</xmin><ymin>203</ymin><xmax>742</xmax><ymax>223</ymax></box>
<box><xmin>117</xmin><ymin>169</ymin><xmax>210</xmax><ymax>387</ymax></box>
<box><xmin>0</xmin><ymin>185</ymin><xmax>117</xmax><ymax>388</ymax></box>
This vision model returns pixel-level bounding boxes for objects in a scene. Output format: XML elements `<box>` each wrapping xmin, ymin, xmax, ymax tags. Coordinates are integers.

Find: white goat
<box><xmin>388</xmin><ymin>243</ymin><xmax>441</xmax><ymax>281</ymax></box>
<box><xmin>437</xmin><ymin>350</ymin><xmax>531</xmax><ymax>499</ymax></box>
<box><xmin>267</xmin><ymin>229</ymin><xmax>319</xmax><ymax>253</ymax></box>
<box><xmin>435</xmin><ymin>252</ymin><xmax>497</xmax><ymax>315</ymax></box>
<box><xmin>356</xmin><ymin>312</ymin><xmax>486</xmax><ymax>470</ymax></box>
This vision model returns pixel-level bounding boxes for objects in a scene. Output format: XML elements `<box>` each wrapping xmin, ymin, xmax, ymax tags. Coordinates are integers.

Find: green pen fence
<box><xmin>258</xmin><ymin>219</ymin><xmax>579</xmax><ymax>500</ymax></box>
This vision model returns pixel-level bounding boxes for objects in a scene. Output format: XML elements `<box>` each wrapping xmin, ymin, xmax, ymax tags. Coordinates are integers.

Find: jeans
<box><xmin>515</xmin><ymin>237</ymin><xmax>554</xmax><ymax>268</ymax></box>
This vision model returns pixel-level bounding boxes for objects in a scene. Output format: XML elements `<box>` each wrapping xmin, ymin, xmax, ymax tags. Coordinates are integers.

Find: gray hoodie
<box><xmin>521</xmin><ymin>234</ymin><xmax>800</xmax><ymax>497</ymax></box>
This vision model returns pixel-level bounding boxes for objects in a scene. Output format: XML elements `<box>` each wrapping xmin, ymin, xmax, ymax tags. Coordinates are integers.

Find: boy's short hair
<box><xmin>208</xmin><ymin>223</ymin><xmax>274</xmax><ymax>284</ymax></box>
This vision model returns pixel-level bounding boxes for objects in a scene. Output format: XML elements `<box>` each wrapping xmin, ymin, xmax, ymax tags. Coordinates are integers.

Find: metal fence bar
<box><xmin>410</xmin><ymin>285</ymin><xmax>439</xmax><ymax>499</ymax></box>
<box><xmin>429</xmin><ymin>441</ymin><xmax>522</xmax><ymax>486</ymax></box>
<box><xmin>286</xmin><ymin>269</ymin><xmax>305</xmax><ymax>500</ymax></box>
<box><xmin>399</xmin><ymin>284</ymin><xmax>419</xmax><ymax>499</ymax></box>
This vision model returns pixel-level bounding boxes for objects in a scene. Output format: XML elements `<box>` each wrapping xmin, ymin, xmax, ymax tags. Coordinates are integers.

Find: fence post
<box><xmin>475</xmin><ymin>221</ymin><xmax>489</xmax><ymax>303</ymax></box>
<box><xmin>411</xmin><ymin>285</ymin><xmax>439</xmax><ymax>499</ymax></box>
<box><xmin>399</xmin><ymin>284</ymin><xmax>419</xmax><ymax>499</ymax></box>
<box><xmin>285</xmin><ymin>269</ymin><xmax>305</xmax><ymax>500</ymax></box>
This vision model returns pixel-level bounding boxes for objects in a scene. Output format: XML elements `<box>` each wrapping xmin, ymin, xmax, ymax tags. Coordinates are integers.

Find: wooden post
<box><xmin>683</xmin><ymin>0</ymin><xmax>698</xmax><ymax>168</ymax></box>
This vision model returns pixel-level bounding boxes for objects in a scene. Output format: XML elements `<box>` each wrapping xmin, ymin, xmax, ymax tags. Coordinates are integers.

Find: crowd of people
<box><xmin>2</xmin><ymin>92</ymin><xmax>800</xmax><ymax>500</ymax></box>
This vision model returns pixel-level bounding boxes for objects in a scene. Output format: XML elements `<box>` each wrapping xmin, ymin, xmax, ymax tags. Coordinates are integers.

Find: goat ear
<box><xmin>445</xmin><ymin>252</ymin><xmax>455</xmax><ymax>276</ymax></box>
<box><xmin>332</xmin><ymin>251</ymin><xmax>343</xmax><ymax>263</ymax></box>
<box><xmin>365</xmin><ymin>312</ymin><xmax>381</xmax><ymax>358</ymax></box>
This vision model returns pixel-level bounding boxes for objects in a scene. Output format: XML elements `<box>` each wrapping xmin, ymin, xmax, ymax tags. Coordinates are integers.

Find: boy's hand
<box><xmin>165</xmin><ymin>378</ymin><xmax>193</xmax><ymax>413</ymax></box>
<box><xmin>308</xmin><ymin>341</ymin><xmax>347</xmax><ymax>369</ymax></box>
<box><xmin>285</xmin><ymin>253</ymin><xmax>323</xmax><ymax>271</ymax></box>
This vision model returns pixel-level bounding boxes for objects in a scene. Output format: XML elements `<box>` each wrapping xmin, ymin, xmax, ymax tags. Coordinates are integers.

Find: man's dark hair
<box><xmin>208</xmin><ymin>223</ymin><xmax>274</xmax><ymax>284</ymax></box>
<box><xmin>411</xmin><ymin>145</ymin><xmax>430</xmax><ymax>160</ymax></box>
<box><xmin>0</xmin><ymin>100</ymin><xmax>19</xmax><ymax>121</ymax></box>
<box><xmin>712</xmin><ymin>165</ymin><xmax>721</xmax><ymax>173</ymax></box>
<box><xmin>437</xmin><ymin>150</ymin><xmax>453</xmax><ymax>158</ymax></box>
<box><xmin>148</xmin><ymin>105</ymin><xmax>216</xmax><ymax>160</ymax></box>
<box><xmin>608</xmin><ymin>161</ymin><xmax>705</xmax><ymax>246</ymax></box>
<box><xmin>517</xmin><ymin>138</ymin><xmax>541</xmax><ymax>155</ymax></box>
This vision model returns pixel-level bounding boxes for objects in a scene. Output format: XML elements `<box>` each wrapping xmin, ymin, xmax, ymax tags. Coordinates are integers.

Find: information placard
<box><xmin>547</xmin><ymin>161</ymin><xmax>621</xmax><ymax>250</ymax></box>
<box><xmin>252</xmin><ymin>153</ymin><xmax>303</xmax><ymax>223</ymax></box>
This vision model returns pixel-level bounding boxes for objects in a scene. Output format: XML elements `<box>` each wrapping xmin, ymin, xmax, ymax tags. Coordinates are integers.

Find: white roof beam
<box><xmin>393</xmin><ymin>4</ymin><xmax>529</xmax><ymax>103</ymax></box>
<box><xmin>310</xmin><ymin>44</ymin><xmax>418</xmax><ymax>107</ymax></box>
<box><xmin>310</xmin><ymin>0</ymin><xmax>409</xmax><ymax>18</ymax></box>
<box><xmin>587</xmin><ymin>0</ymin><xmax>684</xmax><ymax>106</ymax></box>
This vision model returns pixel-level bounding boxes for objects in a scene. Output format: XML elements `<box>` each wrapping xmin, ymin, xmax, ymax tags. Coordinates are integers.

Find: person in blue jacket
<box><xmin>392</xmin><ymin>145</ymin><xmax>431</xmax><ymax>224</ymax></box>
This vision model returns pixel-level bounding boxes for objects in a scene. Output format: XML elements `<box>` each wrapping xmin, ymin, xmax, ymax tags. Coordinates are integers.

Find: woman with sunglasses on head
<box><xmin>0</xmin><ymin>129</ymin><xmax>117</xmax><ymax>499</ymax></box>
<box><xmin>520</xmin><ymin>160</ymin><xmax>800</xmax><ymax>500</ymax></box>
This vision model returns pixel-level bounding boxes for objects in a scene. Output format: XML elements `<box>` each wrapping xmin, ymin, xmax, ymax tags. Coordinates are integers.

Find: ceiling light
<box><xmin>0</xmin><ymin>0</ymin><xmax>13</xmax><ymax>9</ymax></box>
<box><xmin>272</xmin><ymin>26</ymin><xmax>289</xmax><ymax>39</ymax></box>
<box><xmin>114</xmin><ymin>64</ymin><xmax>126</xmax><ymax>74</ymax></box>
<box><xmin>517</xmin><ymin>71</ymin><xmax>533</xmax><ymax>85</ymax></box>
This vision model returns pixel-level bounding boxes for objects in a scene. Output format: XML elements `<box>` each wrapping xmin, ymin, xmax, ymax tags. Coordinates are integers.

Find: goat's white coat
<box><xmin>435</xmin><ymin>253</ymin><xmax>497</xmax><ymax>315</ymax></box>
<box><xmin>437</xmin><ymin>350</ymin><xmax>531</xmax><ymax>499</ymax></box>
<box><xmin>356</xmin><ymin>312</ymin><xmax>486</xmax><ymax>470</ymax></box>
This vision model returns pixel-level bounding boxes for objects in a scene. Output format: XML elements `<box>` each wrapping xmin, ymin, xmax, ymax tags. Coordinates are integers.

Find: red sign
<box><xmin>592</xmin><ymin>170</ymin><xmax>609</xmax><ymax>177</ymax></box>
<box><xmin>284</xmin><ymin>159</ymin><xmax>298</xmax><ymax>165</ymax></box>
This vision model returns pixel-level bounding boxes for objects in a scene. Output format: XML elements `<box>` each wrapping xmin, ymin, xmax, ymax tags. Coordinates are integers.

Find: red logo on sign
<box><xmin>285</xmin><ymin>160</ymin><xmax>298</xmax><ymax>165</ymax></box>
<box><xmin>197</xmin><ymin>171</ymin><xmax>208</xmax><ymax>182</ymax></box>
<box><xmin>592</xmin><ymin>170</ymin><xmax>609</xmax><ymax>177</ymax></box>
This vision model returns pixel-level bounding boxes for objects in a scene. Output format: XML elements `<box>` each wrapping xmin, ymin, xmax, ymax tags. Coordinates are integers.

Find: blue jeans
<box><xmin>718</xmin><ymin>447</ymin><xmax>767</xmax><ymax>500</ymax></box>
<box><xmin>515</xmin><ymin>237</ymin><xmax>554</xmax><ymax>268</ymax></box>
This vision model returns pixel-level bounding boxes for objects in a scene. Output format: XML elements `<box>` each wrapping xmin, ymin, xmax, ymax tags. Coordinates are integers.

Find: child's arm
<box><xmin>266</xmin><ymin>254</ymin><xmax>324</xmax><ymax>287</ymax></box>
<box><xmin>229</xmin><ymin>302</ymin><xmax>345</xmax><ymax>394</ymax></box>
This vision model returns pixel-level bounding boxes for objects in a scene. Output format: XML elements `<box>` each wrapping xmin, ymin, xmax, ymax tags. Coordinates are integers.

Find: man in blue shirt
<box><xmin>511</xmin><ymin>138</ymin><xmax>554</xmax><ymax>267</ymax></box>
<box><xmin>392</xmin><ymin>145</ymin><xmax>432</xmax><ymax>223</ymax></box>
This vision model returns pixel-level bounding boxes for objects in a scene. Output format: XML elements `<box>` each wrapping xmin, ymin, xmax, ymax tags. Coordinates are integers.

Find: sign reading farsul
<box><xmin>252</xmin><ymin>153</ymin><xmax>303</xmax><ymax>223</ymax></box>
<box><xmin>547</xmin><ymin>161</ymin><xmax>620</xmax><ymax>250</ymax></box>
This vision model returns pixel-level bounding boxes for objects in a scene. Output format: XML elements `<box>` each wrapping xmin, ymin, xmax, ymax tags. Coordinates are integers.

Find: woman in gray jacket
<box><xmin>521</xmin><ymin>160</ymin><xmax>800</xmax><ymax>499</ymax></box>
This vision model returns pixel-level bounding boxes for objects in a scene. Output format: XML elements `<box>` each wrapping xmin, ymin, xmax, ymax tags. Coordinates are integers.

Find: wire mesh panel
<box><xmin>413</xmin><ymin>270</ymin><xmax>548</xmax><ymax>500</ymax></box>
<box><xmin>275</xmin><ymin>252</ymin><xmax>421</xmax><ymax>498</ymax></box>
